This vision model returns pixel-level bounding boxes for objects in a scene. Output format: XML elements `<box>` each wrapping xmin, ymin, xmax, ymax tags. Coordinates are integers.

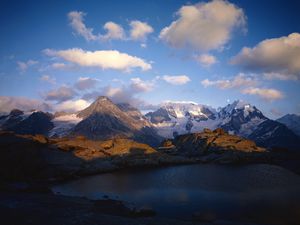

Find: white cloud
<box><xmin>159</xmin><ymin>0</ymin><xmax>246</xmax><ymax>51</ymax></box>
<box><xmin>101</xmin><ymin>21</ymin><xmax>125</xmax><ymax>41</ymax></box>
<box><xmin>162</xmin><ymin>75</ymin><xmax>191</xmax><ymax>85</ymax></box>
<box><xmin>262</xmin><ymin>72</ymin><xmax>298</xmax><ymax>81</ymax></box>
<box><xmin>45</xmin><ymin>86</ymin><xmax>77</xmax><ymax>102</ymax></box>
<box><xmin>68</xmin><ymin>11</ymin><xmax>154</xmax><ymax>43</ymax></box>
<box><xmin>201</xmin><ymin>73</ymin><xmax>257</xmax><ymax>89</ymax></box>
<box><xmin>54</xmin><ymin>99</ymin><xmax>90</xmax><ymax>112</ymax></box>
<box><xmin>130</xmin><ymin>77</ymin><xmax>155</xmax><ymax>92</ymax></box>
<box><xmin>82</xmin><ymin>77</ymin><xmax>157</xmax><ymax>109</ymax></box>
<box><xmin>231</xmin><ymin>33</ymin><xmax>300</xmax><ymax>80</ymax></box>
<box><xmin>44</xmin><ymin>48</ymin><xmax>151</xmax><ymax>72</ymax></box>
<box><xmin>201</xmin><ymin>73</ymin><xmax>283</xmax><ymax>101</ymax></box>
<box><xmin>68</xmin><ymin>11</ymin><xmax>97</xmax><ymax>41</ymax></box>
<box><xmin>196</xmin><ymin>54</ymin><xmax>217</xmax><ymax>67</ymax></box>
<box><xmin>241</xmin><ymin>87</ymin><xmax>284</xmax><ymax>101</ymax></box>
<box><xmin>74</xmin><ymin>77</ymin><xmax>99</xmax><ymax>90</ymax></box>
<box><xmin>0</xmin><ymin>96</ymin><xmax>52</xmax><ymax>113</ymax></box>
<box><xmin>40</xmin><ymin>75</ymin><xmax>56</xmax><ymax>84</ymax></box>
<box><xmin>17</xmin><ymin>60</ymin><xmax>38</xmax><ymax>72</ymax></box>
<box><xmin>129</xmin><ymin>20</ymin><xmax>154</xmax><ymax>41</ymax></box>
<box><xmin>51</xmin><ymin>63</ymin><xmax>69</xmax><ymax>70</ymax></box>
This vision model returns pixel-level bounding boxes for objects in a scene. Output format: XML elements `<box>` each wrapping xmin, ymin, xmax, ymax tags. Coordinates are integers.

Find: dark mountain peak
<box><xmin>9</xmin><ymin>109</ymin><xmax>24</xmax><ymax>117</ymax></box>
<box><xmin>277</xmin><ymin>113</ymin><xmax>300</xmax><ymax>136</ymax></box>
<box><xmin>249</xmin><ymin>119</ymin><xmax>300</xmax><ymax>151</ymax></box>
<box><xmin>5</xmin><ymin>111</ymin><xmax>53</xmax><ymax>135</ymax></box>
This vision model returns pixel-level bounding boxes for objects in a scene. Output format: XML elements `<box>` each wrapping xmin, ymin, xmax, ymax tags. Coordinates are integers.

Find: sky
<box><xmin>0</xmin><ymin>0</ymin><xmax>300</xmax><ymax>118</ymax></box>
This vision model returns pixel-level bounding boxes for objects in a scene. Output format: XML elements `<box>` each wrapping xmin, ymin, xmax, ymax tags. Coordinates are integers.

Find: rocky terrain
<box><xmin>160</xmin><ymin>128</ymin><xmax>268</xmax><ymax>164</ymax></box>
<box><xmin>0</xmin><ymin>131</ymin><xmax>192</xmax><ymax>182</ymax></box>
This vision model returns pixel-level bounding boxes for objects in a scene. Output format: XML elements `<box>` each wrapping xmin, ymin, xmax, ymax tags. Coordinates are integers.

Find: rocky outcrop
<box><xmin>160</xmin><ymin>128</ymin><xmax>267</xmax><ymax>163</ymax></box>
<box><xmin>0</xmin><ymin>131</ymin><xmax>187</xmax><ymax>182</ymax></box>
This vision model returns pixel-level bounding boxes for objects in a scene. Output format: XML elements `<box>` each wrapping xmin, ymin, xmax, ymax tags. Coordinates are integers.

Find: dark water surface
<box><xmin>53</xmin><ymin>164</ymin><xmax>300</xmax><ymax>224</ymax></box>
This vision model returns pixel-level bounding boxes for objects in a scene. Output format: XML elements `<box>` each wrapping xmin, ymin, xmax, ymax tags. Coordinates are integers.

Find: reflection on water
<box><xmin>53</xmin><ymin>164</ymin><xmax>300</xmax><ymax>224</ymax></box>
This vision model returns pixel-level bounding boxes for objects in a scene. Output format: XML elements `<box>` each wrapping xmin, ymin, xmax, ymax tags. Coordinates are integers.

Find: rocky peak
<box><xmin>77</xmin><ymin>96</ymin><xmax>121</xmax><ymax>119</ymax></box>
<box><xmin>218</xmin><ymin>100</ymin><xmax>266</xmax><ymax>121</ymax></box>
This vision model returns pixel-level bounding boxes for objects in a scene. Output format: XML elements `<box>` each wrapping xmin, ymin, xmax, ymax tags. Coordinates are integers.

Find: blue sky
<box><xmin>0</xmin><ymin>0</ymin><xmax>300</xmax><ymax>118</ymax></box>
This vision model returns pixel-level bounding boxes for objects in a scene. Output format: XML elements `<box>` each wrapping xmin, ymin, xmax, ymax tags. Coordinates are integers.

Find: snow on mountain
<box><xmin>218</xmin><ymin>100</ymin><xmax>267</xmax><ymax>136</ymax></box>
<box><xmin>145</xmin><ymin>101</ymin><xmax>217</xmax><ymax>138</ymax></box>
<box><xmin>49</xmin><ymin>113</ymin><xmax>82</xmax><ymax>137</ymax></box>
<box><xmin>145</xmin><ymin>100</ymin><xmax>267</xmax><ymax>138</ymax></box>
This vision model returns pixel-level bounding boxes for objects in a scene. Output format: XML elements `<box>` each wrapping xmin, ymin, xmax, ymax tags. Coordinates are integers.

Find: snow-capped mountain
<box><xmin>277</xmin><ymin>114</ymin><xmax>300</xmax><ymax>136</ymax></box>
<box><xmin>145</xmin><ymin>100</ymin><xmax>266</xmax><ymax>138</ymax></box>
<box><xmin>145</xmin><ymin>101</ymin><xmax>217</xmax><ymax>138</ymax></box>
<box><xmin>218</xmin><ymin>100</ymin><xmax>267</xmax><ymax>136</ymax></box>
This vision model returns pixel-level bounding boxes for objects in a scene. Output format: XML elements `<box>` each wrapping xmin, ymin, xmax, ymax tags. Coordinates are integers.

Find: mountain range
<box><xmin>0</xmin><ymin>97</ymin><xmax>299</xmax><ymax>150</ymax></box>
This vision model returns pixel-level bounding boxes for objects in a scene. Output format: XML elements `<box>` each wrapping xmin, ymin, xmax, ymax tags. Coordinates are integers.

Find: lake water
<box><xmin>53</xmin><ymin>164</ymin><xmax>300</xmax><ymax>224</ymax></box>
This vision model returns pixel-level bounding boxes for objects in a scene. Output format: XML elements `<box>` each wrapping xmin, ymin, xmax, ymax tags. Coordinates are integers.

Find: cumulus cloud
<box><xmin>82</xmin><ymin>77</ymin><xmax>157</xmax><ymax>109</ymax></box>
<box><xmin>129</xmin><ymin>21</ymin><xmax>153</xmax><ymax>41</ymax></box>
<box><xmin>0</xmin><ymin>96</ymin><xmax>52</xmax><ymax>113</ymax></box>
<box><xmin>262</xmin><ymin>72</ymin><xmax>298</xmax><ymax>81</ymax></box>
<box><xmin>201</xmin><ymin>73</ymin><xmax>284</xmax><ymax>101</ymax></box>
<box><xmin>40</xmin><ymin>75</ymin><xmax>56</xmax><ymax>84</ymax></box>
<box><xmin>231</xmin><ymin>33</ymin><xmax>300</xmax><ymax>80</ymax></box>
<box><xmin>101</xmin><ymin>21</ymin><xmax>125</xmax><ymax>41</ymax></box>
<box><xmin>17</xmin><ymin>60</ymin><xmax>38</xmax><ymax>72</ymax></box>
<box><xmin>162</xmin><ymin>75</ymin><xmax>191</xmax><ymax>85</ymax></box>
<box><xmin>159</xmin><ymin>0</ymin><xmax>246</xmax><ymax>51</ymax></box>
<box><xmin>201</xmin><ymin>73</ymin><xmax>257</xmax><ymax>89</ymax></box>
<box><xmin>196</xmin><ymin>54</ymin><xmax>217</xmax><ymax>67</ymax></box>
<box><xmin>74</xmin><ymin>77</ymin><xmax>99</xmax><ymax>90</ymax></box>
<box><xmin>68</xmin><ymin>11</ymin><xmax>153</xmax><ymax>43</ymax></box>
<box><xmin>54</xmin><ymin>99</ymin><xmax>90</xmax><ymax>112</ymax></box>
<box><xmin>45</xmin><ymin>86</ymin><xmax>77</xmax><ymax>102</ymax></box>
<box><xmin>51</xmin><ymin>63</ymin><xmax>69</xmax><ymax>70</ymax></box>
<box><xmin>68</xmin><ymin>11</ymin><xmax>97</xmax><ymax>41</ymax></box>
<box><xmin>43</xmin><ymin>48</ymin><xmax>151</xmax><ymax>72</ymax></box>
<box><xmin>241</xmin><ymin>87</ymin><xmax>284</xmax><ymax>101</ymax></box>
<box><xmin>130</xmin><ymin>77</ymin><xmax>155</xmax><ymax>92</ymax></box>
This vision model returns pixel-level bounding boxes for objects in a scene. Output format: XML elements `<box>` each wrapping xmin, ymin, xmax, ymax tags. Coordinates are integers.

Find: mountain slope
<box><xmin>248</xmin><ymin>119</ymin><xmax>300</xmax><ymax>151</ymax></box>
<box><xmin>73</xmin><ymin>96</ymin><xmax>162</xmax><ymax>146</ymax></box>
<box><xmin>277</xmin><ymin>114</ymin><xmax>300</xmax><ymax>136</ymax></box>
